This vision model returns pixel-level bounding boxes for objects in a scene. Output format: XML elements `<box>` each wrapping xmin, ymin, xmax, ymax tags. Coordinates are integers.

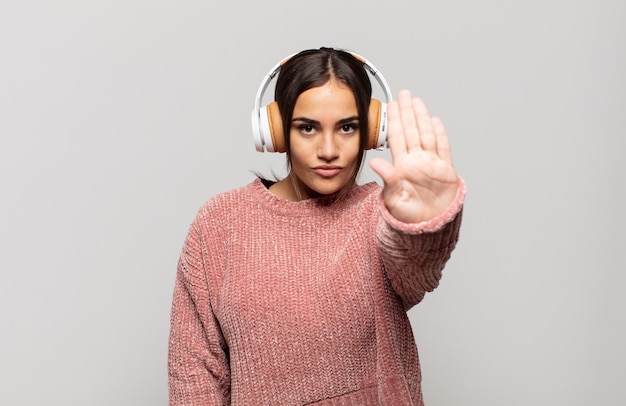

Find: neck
<box><xmin>290</xmin><ymin>173</ymin><xmax>304</xmax><ymax>201</ymax></box>
<box><xmin>267</xmin><ymin>174</ymin><xmax>306</xmax><ymax>202</ymax></box>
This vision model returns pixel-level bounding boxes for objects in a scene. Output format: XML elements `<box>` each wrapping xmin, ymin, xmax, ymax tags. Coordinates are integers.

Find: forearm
<box><xmin>377</xmin><ymin>177</ymin><xmax>465</xmax><ymax>310</ymax></box>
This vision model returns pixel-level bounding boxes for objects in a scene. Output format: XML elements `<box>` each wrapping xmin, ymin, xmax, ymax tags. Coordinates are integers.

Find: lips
<box><xmin>312</xmin><ymin>165</ymin><xmax>342</xmax><ymax>178</ymax></box>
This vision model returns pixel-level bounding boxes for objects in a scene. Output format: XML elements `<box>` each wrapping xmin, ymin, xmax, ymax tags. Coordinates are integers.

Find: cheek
<box><xmin>288</xmin><ymin>148</ymin><xmax>309</xmax><ymax>175</ymax></box>
<box><xmin>345</xmin><ymin>137</ymin><xmax>361</xmax><ymax>164</ymax></box>
<box><xmin>287</xmin><ymin>136</ymin><xmax>303</xmax><ymax>164</ymax></box>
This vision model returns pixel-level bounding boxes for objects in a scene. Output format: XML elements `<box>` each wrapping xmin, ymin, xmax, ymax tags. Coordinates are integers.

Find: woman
<box><xmin>168</xmin><ymin>48</ymin><xmax>465</xmax><ymax>405</ymax></box>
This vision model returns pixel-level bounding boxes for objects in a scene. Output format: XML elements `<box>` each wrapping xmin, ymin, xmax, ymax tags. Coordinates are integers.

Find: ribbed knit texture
<box><xmin>169</xmin><ymin>178</ymin><xmax>465</xmax><ymax>406</ymax></box>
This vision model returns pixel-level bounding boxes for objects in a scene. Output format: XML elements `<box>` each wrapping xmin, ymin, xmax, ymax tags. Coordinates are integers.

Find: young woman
<box><xmin>168</xmin><ymin>48</ymin><xmax>465</xmax><ymax>405</ymax></box>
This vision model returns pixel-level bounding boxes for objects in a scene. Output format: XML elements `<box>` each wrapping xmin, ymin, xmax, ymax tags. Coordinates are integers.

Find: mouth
<box><xmin>312</xmin><ymin>165</ymin><xmax>343</xmax><ymax>178</ymax></box>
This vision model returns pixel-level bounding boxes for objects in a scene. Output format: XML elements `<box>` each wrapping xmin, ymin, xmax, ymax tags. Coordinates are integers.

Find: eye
<box><xmin>298</xmin><ymin>124</ymin><xmax>316</xmax><ymax>135</ymax></box>
<box><xmin>339</xmin><ymin>123</ymin><xmax>358</xmax><ymax>134</ymax></box>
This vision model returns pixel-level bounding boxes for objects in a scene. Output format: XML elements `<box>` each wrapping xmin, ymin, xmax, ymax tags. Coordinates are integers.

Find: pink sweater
<box><xmin>169</xmin><ymin>178</ymin><xmax>465</xmax><ymax>405</ymax></box>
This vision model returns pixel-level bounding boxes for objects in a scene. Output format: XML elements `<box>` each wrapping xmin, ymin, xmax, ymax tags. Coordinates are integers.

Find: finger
<box><xmin>432</xmin><ymin>116</ymin><xmax>454</xmax><ymax>165</ymax></box>
<box><xmin>398</xmin><ymin>90</ymin><xmax>421</xmax><ymax>152</ymax></box>
<box><xmin>413</xmin><ymin>97</ymin><xmax>437</xmax><ymax>152</ymax></box>
<box><xmin>369</xmin><ymin>157</ymin><xmax>398</xmax><ymax>187</ymax></box>
<box><xmin>385</xmin><ymin>99</ymin><xmax>406</xmax><ymax>163</ymax></box>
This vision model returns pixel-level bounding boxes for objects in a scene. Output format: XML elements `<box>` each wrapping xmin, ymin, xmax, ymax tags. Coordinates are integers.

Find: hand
<box><xmin>369</xmin><ymin>90</ymin><xmax>458</xmax><ymax>224</ymax></box>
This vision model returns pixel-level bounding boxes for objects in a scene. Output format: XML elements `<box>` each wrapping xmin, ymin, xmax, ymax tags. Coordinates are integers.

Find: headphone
<box><xmin>251</xmin><ymin>49</ymin><xmax>393</xmax><ymax>153</ymax></box>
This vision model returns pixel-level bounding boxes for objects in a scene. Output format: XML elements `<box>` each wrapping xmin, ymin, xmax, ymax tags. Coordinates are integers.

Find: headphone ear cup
<box><xmin>266</xmin><ymin>102</ymin><xmax>286</xmax><ymax>153</ymax></box>
<box><xmin>368</xmin><ymin>98</ymin><xmax>387</xmax><ymax>150</ymax></box>
<box><xmin>257</xmin><ymin>102</ymin><xmax>286</xmax><ymax>153</ymax></box>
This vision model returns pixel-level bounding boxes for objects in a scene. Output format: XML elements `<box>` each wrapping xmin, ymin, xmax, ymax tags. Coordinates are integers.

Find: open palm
<box><xmin>369</xmin><ymin>90</ymin><xmax>458</xmax><ymax>224</ymax></box>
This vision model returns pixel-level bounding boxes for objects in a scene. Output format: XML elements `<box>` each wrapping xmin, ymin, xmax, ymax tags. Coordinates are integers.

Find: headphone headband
<box><xmin>251</xmin><ymin>48</ymin><xmax>393</xmax><ymax>152</ymax></box>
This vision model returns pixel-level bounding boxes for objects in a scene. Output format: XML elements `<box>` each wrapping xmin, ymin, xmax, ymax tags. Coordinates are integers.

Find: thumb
<box><xmin>369</xmin><ymin>158</ymin><xmax>398</xmax><ymax>187</ymax></box>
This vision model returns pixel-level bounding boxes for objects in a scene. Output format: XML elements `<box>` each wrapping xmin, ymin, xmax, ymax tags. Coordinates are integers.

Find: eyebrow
<box><xmin>291</xmin><ymin>116</ymin><xmax>359</xmax><ymax>125</ymax></box>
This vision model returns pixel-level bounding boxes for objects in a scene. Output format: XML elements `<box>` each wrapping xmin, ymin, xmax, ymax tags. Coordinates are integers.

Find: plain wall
<box><xmin>1</xmin><ymin>0</ymin><xmax>624</xmax><ymax>404</ymax></box>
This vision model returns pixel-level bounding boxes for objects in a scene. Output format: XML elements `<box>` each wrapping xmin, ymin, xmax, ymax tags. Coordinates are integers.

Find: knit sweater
<box><xmin>168</xmin><ymin>177</ymin><xmax>465</xmax><ymax>406</ymax></box>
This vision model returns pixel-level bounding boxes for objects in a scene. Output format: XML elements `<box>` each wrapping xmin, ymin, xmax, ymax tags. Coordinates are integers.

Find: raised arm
<box><xmin>376</xmin><ymin>179</ymin><xmax>464</xmax><ymax>310</ymax></box>
<box><xmin>371</xmin><ymin>90</ymin><xmax>464</xmax><ymax>309</ymax></box>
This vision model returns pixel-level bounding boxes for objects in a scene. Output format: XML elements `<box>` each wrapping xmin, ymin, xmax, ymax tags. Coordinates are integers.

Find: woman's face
<box><xmin>288</xmin><ymin>80</ymin><xmax>361</xmax><ymax>199</ymax></box>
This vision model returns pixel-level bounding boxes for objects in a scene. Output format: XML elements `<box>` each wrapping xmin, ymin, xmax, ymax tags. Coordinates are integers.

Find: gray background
<box><xmin>1</xmin><ymin>0</ymin><xmax>624</xmax><ymax>405</ymax></box>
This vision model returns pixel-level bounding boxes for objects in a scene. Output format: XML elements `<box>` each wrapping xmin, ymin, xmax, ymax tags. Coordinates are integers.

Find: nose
<box><xmin>318</xmin><ymin>131</ymin><xmax>339</xmax><ymax>161</ymax></box>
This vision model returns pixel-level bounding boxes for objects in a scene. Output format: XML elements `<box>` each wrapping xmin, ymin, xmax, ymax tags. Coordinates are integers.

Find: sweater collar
<box><xmin>249</xmin><ymin>178</ymin><xmax>379</xmax><ymax>216</ymax></box>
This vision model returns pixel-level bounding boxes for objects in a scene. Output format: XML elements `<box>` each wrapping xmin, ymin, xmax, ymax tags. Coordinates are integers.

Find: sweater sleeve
<box><xmin>376</xmin><ymin>177</ymin><xmax>466</xmax><ymax>311</ymax></box>
<box><xmin>168</xmin><ymin>219</ymin><xmax>230</xmax><ymax>405</ymax></box>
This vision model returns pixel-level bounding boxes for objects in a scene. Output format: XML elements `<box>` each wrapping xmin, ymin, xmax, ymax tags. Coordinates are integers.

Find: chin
<box><xmin>297</xmin><ymin>170</ymin><xmax>356</xmax><ymax>199</ymax></box>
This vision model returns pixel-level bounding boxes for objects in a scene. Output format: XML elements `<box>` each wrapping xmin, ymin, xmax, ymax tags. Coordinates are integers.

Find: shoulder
<box><xmin>190</xmin><ymin>179</ymin><xmax>262</xmax><ymax>228</ymax></box>
<box><xmin>200</xmin><ymin>179</ymin><xmax>260</xmax><ymax>210</ymax></box>
<box><xmin>347</xmin><ymin>181</ymin><xmax>382</xmax><ymax>211</ymax></box>
<box><xmin>356</xmin><ymin>181</ymin><xmax>382</xmax><ymax>201</ymax></box>
<box><xmin>318</xmin><ymin>181</ymin><xmax>382</xmax><ymax>227</ymax></box>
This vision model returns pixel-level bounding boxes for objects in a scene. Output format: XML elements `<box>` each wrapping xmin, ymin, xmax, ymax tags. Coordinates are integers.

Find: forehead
<box><xmin>293</xmin><ymin>81</ymin><xmax>357</xmax><ymax>118</ymax></box>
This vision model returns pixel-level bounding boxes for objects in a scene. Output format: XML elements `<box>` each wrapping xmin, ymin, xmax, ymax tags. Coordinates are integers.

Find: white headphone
<box><xmin>251</xmin><ymin>49</ymin><xmax>393</xmax><ymax>153</ymax></box>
